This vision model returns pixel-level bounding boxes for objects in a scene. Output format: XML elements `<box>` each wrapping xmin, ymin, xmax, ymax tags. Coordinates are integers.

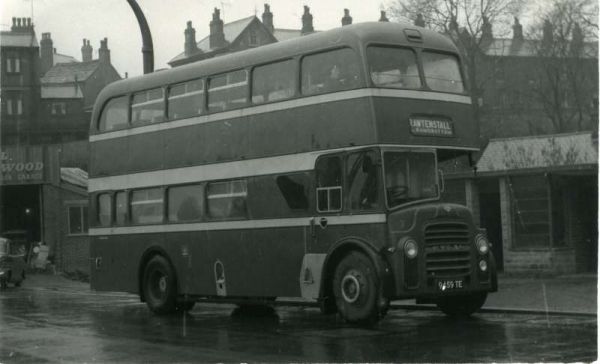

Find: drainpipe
<box><xmin>126</xmin><ymin>0</ymin><xmax>154</xmax><ymax>74</ymax></box>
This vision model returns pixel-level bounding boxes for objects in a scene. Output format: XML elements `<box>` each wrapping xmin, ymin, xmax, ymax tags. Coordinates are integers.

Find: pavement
<box><xmin>18</xmin><ymin>271</ymin><xmax>598</xmax><ymax>316</ymax></box>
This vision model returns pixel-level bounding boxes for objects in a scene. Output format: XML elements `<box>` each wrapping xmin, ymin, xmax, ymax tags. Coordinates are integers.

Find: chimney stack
<box><xmin>209</xmin><ymin>8</ymin><xmax>226</xmax><ymax>49</ymax></box>
<box><xmin>301</xmin><ymin>6</ymin><xmax>314</xmax><ymax>35</ymax></box>
<box><xmin>81</xmin><ymin>39</ymin><xmax>93</xmax><ymax>62</ymax></box>
<box><xmin>11</xmin><ymin>17</ymin><xmax>34</xmax><ymax>32</ymax></box>
<box><xmin>341</xmin><ymin>9</ymin><xmax>352</xmax><ymax>26</ymax></box>
<box><xmin>99</xmin><ymin>37</ymin><xmax>111</xmax><ymax>64</ymax></box>
<box><xmin>379</xmin><ymin>11</ymin><xmax>389</xmax><ymax>22</ymax></box>
<box><xmin>414</xmin><ymin>13</ymin><xmax>425</xmax><ymax>27</ymax></box>
<box><xmin>40</xmin><ymin>32</ymin><xmax>54</xmax><ymax>75</ymax></box>
<box><xmin>184</xmin><ymin>21</ymin><xmax>199</xmax><ymax>56</ymax></box>
<box><xmin>512</xmin><ymin>17</ymin><xmax>523</xmax><ymax>43</ymax></box>
<box><xmin>262</xmin><ymin>4</ymin><xmax>274</xmax><ymax>34</ymax></box>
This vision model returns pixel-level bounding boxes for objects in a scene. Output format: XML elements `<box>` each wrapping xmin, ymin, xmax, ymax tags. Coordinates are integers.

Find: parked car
<box><xmin>0</xmin><ymin>237</ymin><xmax>27</xmax><ymax>289</ymax></box>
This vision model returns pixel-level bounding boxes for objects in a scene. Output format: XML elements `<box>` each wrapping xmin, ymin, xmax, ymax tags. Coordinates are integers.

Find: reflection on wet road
<box><xmin>0</xmin><ymin>285</ymin><xmax>596</xmax><ymax>362</ymax></box>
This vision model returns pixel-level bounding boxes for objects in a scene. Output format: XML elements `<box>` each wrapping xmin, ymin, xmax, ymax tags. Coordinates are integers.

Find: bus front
<box><xmin>365</xmin><ymin>30</ymin><xmax>497</xmax><ymax>315</ymax></box>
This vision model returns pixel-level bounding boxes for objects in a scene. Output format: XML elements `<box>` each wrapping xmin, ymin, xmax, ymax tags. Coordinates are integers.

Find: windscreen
<box><xmin>384</xmin><ymin>151</ymin><xmax>438</xmax><ymax>208</ymax></box>
<box><xmin>421</xmin><ymin>51</ymin><xmax>465</xmax><ymax>93</ymax></box>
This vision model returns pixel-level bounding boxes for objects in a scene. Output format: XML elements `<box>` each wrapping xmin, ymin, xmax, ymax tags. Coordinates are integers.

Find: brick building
<box><xmin>1</xmin><ymin>17</ymin><xmax>121</xmax><ymax>275</ymax></box>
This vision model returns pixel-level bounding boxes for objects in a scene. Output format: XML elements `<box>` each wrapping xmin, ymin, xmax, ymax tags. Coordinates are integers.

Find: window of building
<box><xmin>51</xmin><ymin>102</ymin><xmax>67</xmax><ymax>115</ymax></box>
<box><xmin>168</xmin><ymin>79</ymin><xmax>204</xmax><ymax>120</ymax></box>
<box><xmin>421</xmin><ymin>51</ymin><xmax>465</xmax><ymax>93</ymax></box>
<box><xmin>131</xmin><ymin>188</ymin><xmax>164</xmax><ymax>224</ymax></box>
<box><xmin>316</xmin><ymin>156</ymin><xmax>342</xmax><ymax>212</ymax></box>
<box><xmin>115</xmin><ymin>191</ymin><xmax>128</xmax><ymax>225</ymax></box>
<box><xmin>301</xmin><ymin>48</ymin><xmax>360</xmax><ymax>95</ymax></box>
<box><xmin>68</xmin><ymin>205</ymin><xmax>89</xmax><ymax>235</ymax></box>
<box><xmin>346</xmin><ymin>150</ymin><xmax>380</xmax><ymax>210</ymax></box>
<box><xmin>132</xmin><ymin>88</ymin><xmax>165</xmax><ymax>124</ymax></box>
<box><xmin>252</xmin><ymin>59</ymin><xmax>296</xmax><ymax>104</ymax></box>
<box><xmin>208</xmin><ymin>70</ymin><xmax>248</xmax><ymax>112</ymax></box>
<box><xmin>249</xmin><ymin>31</ymin><xmax>258</xmax><ymax>46</ymax></box>
<box><xmin>98</xmin><ymin>96</ymin><xmax>128</xmax><ymax>131</ymax></box>
<box><xmin>6</xmin><ymin>95</ymin><xmax>23</xmax><ymax>116</ymax></box>
<box><xmin>367</xmin><ymin>46</ymin><xmax>421</xmax><ymax>89</ymax></box>
<box><xmin>6</xmin><ymin>57</ymin><xmax>21</xmax><ymax>73</ymax></box>
<box><xmin>207</xmin><ymin>180</ymin><xmax>247</xmax><ymax>219</ymax></box>
<box><xmin>98</xmin><ymin>194</ymin><xmax>112</xmax><ymax>227</ymax></box>
<box><xmin>509</xmin><ymin>175</ymin><xmax>549</xmax><ymax>248</ymax></box>
<box><xmin>168</xmin><ymin>184</ymin><xmax>204</xmax><ymax>222</ymax></box>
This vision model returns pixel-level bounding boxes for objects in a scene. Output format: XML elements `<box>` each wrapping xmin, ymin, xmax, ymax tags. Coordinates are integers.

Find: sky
<box><xmin>1</xmin><ymin>0</ymin><xmax>391</xmax><ymax>77</ymax></box>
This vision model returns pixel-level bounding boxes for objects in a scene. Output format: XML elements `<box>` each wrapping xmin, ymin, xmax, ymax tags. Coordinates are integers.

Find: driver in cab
<box><xmin>385</xmin><ymin>158</ymin><xmax>409</xmax><ymax>206</ymax></box>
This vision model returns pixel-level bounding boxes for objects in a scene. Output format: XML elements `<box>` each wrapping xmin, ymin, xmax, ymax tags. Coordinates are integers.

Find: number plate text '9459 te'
<box><xmin>437</xmin><ymin>279</ymin><xmax>464</xmax><ymax>291</ymax></box>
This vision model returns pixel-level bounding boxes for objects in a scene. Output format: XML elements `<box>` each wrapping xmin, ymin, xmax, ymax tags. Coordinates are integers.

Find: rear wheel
<box><xmin>332</xmin><ymin>251</ymin><xmax>384</xmax><ymax>323</ymax></box>
<box><xmin>436</xmin><ymin>292</ymin><xmax>487</xmax><ymax>317</ymax></box>
<box><xmin>143</xmin><ymin>256</ymin><xmax>178</xmax><ymax>314</ymax></box>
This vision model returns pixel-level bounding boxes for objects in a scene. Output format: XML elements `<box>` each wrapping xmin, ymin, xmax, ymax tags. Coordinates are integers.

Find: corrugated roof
<box><xmin>0</xmin><ymin>31</ymin><xmax>38</xmax><ymax>47</ymax></box>
<box><xmin>170</xmin><ymin>16</ymin><xmax>257</xmax><ymax>63</ymax></box>
<box><xmin>41</xmin><ymin>85</ymin><xmax>83</xmax><ymax>99</ymax></box>
<box><xmin>476</xmin><ymin>132</ymin><xmax>597</xmax><ymax>173</ymax></box>
<box><xmin>41</xmin><ymin>61</ymin><xmax>99</xmax><ymax>83</ymax></box>
<box><xmin>60</xmin><ymin>168</ymin><xmax>88</xmax><ymax>188</ymax></box>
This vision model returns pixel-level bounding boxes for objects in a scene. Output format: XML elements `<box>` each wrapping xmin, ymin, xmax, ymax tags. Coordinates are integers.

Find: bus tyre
<box><xmin>143</xmin><ymin>256</ymin><xmax>178</xmax><ymax>315</ymax></box>
<box><xmin>436</xmin><ymin>292</ymin><xmax>487</xmax><ymax>317</ymax></box>
<box><xmin>333</xmin><ymin>251</ymin><xmax>382</xmax><ymax>323</ymax></box>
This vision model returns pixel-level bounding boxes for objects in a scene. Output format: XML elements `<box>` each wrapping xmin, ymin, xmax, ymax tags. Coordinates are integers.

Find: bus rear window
<box><xmin>131</xmin><ymin>188</ymin><xmax>164</xmax><ymax>224</ymax></box>
<box><xmin>132</xmin><ymin>88</ymin><xmax>165</xmax><ymax>124</ymax></box>
<box><xmin>367</xmin><ymin>46</ymin><xmax>420</xmax><ymax>89</ymax></box>
<box><xmin>98</xmin><ymin>96</ymin><xmax>128</xmax><ymax>132</ymax></box>
<box><xmin>301</xmin><ymin>48</ymin><xmax>360</xmax><ymax>95</ymax></box>
<box><xmin>422</xmin><ymin>52</ymin><xmax>464</xmax><ymax>93</ymax></box>
<box><xmin>208</xmin><ymin>70</ymin><xmax>248</xmax><ymax>112</ymax></box>
<box><xmin>168</xmin><ymin>79</ymin><xmax>204</xmax><ymax>120</ymax></box>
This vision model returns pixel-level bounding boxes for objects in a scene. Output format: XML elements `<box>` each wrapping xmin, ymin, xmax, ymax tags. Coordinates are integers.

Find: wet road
<box><xmin>0</xmin><ymin>284</ymin><xmax>596</xmax><ymax>363</ymax></box>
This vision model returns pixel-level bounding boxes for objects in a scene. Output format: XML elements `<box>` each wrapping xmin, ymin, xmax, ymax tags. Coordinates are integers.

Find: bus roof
<box><xmin>92</xmin><ymin>22</ymin><xmax>458</xmax><ymax>122</ymax></box>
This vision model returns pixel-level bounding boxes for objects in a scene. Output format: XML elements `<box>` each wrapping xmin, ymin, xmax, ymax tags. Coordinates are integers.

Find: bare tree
<box><xmin>528</xmin><ymin>0</ymin><xmax>598</xmax><ymax>133</ymax></box>
<box><xmin>387</xmin><ymin>0</ymin><xmax>523</xmax><ymax>122</ymax></box>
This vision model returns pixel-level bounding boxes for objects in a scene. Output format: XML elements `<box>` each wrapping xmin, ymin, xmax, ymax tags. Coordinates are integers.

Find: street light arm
<box><xmin>126</xmin><ymin>0</ymin><xmax>154</xmax><ymax>74</ymax></box>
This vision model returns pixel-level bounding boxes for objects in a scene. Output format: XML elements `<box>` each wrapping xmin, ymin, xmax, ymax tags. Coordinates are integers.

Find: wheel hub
<box><xmin>341</xmin><ymin>273</ymin><xmax>361</xmax><ymax>303</ymax></box>
<box><xmin>158</xmin><ymin>276</ymin><xmax>167</xmax><ymax>292</ymax></box>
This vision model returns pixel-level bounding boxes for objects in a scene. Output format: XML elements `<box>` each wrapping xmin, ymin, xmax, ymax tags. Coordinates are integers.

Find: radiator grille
<box><xmin>424</xmin><ymin>222</ymin><xmax>471</xmax><ymax>278</ymax></box>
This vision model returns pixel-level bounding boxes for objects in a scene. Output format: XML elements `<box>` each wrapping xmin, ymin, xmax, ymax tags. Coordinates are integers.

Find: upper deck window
<box><xmin>98</xmin><ymin>96</ymin><xmax>128</xmax><ymax>131</ymax></box>
<box><xmin>252</xmin><ymin>60</ymin><xmax>296</xmax><ymax>104</ymax></box>
<box><xmin>422</xmin><ymin>52</ymin><xmax>464</xmax><ymax>93</ymax></box>
<box><xmin>367</xmin><ymin>46</ymin><xmax>421</xmax><ymax>89</ymax></box>
<box><xmin>132</xmin><ymin>88</ymin><xmax>165</xmax><ymax>124</ymax></box>
<box><xmin>301</xmin><ymin>48</ymin><xmax>360</xmax><ymax>95</ymax></box>
<box><xmin>208</xmin><ymin>70</ymin><xmax>248</xmax><ymax>112</ymax></box>
<box><xmin>168</xmin><ymin>79</ymin><xmax>204</xmax><ymax>120</ymax></box>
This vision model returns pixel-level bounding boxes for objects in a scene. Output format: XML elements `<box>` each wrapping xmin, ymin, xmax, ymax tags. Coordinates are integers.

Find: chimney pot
<box><xmin>184</xmin><ymin>21</ymin><xmax>199</xmax><ymax>56</ymax></box>
<box><xmin>40</xmin><ymin>32</ymin><xmax>54</xmax><ymax>75</ymax></box>
<box><xmin>209</xmin><ymin>8</ymin><xmax>226</xmax><ymax>49</ymax></box>
<box><xmin>301</xmin><ymin>5</ymin><xmax>314</xmax><ymax>35</ymax></box>
<box><xmin>262</xmin><ymin>3</ymin><xmax>274</xmax><ymax>34</ymax></box>
<box><xmin>379</xmin><ymin>11</ymin><xmax>389</xmax><ymax>22</ymax></box>
<box><xmin>342</xmin><ymin>8</ymin><xmax>352</xmax><ymax>26</ymax></box>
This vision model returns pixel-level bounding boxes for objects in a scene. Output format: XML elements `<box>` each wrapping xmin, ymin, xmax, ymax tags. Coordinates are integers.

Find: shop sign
<box><xmin>0</xmin><ymin>148</ymin><xmax>45</xmax><ymax>184</ymax></box>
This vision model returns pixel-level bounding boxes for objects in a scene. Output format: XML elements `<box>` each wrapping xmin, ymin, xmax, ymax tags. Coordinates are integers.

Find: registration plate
<box><xmin>437</xmin><ymin>279</ymin><xmax>464</xmax><ymax>292</ymax></box>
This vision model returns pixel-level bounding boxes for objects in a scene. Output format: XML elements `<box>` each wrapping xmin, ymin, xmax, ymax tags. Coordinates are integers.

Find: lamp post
<box><xmin>126</xmin><ymin>0</ymin><xmax>154</xmax><ymax>74</ymax></box>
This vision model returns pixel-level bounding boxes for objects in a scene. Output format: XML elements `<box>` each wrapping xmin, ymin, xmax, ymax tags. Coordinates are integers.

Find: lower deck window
<box><xmin>207</xmin><ymin>180</ymin><xmax>247</xmax><ymax>219</ymax></box>
<box><xmin>131</xmin><ymin>188</ymin><xmax>164</xmax><ymax>224</ymax></box>
<box><xmin>168</xmin><ymin>184</ymin><xmax>203</xmax><ymax>222</ymax></box>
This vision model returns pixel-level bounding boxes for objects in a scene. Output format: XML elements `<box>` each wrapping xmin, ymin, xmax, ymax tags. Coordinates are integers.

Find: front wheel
<box><xmin>436</xmin><ymin>292</ymin><xmax>487</xmax><ymax>317</ymax></box>
<box><xmin>332</xmin><ymin>251</ymin><xmax>385</xmax><ymax>323</ymax></box>
<box><xmin>143</xmin><ymin>255</ymin><xmax>178</xmax><ymax>314</ymax></box>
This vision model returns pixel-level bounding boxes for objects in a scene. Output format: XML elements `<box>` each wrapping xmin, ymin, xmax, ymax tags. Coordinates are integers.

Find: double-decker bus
<box><xmin>89</xmin><ymin>22</ymin><xmax>497</xmax><ymax>323</ymax></box>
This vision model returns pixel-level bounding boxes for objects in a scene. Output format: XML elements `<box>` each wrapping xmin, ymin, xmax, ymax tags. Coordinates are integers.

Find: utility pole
<box><xmin>126</xmin><ymin>0</ymin><xmax>154</xmax><ymax>74</ymax></box>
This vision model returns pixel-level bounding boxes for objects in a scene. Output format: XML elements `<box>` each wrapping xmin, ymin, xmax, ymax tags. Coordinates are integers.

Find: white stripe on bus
<box><xmin>88</xmin><ymin>144</ymin><xmax>478</xmax><ymax>192</ymax></box>
<box><xmin>89</xmin><ymin>88</ymin><xmax>471</xmax><ymax>142</ymax></box>
<box><xmin>88</xmin><ymin>214</ymin><xmax>387</xmax><ymax>236</ymax></box>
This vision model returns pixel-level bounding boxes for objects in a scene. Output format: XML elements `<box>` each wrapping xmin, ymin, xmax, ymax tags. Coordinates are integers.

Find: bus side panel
<box><xmin>309</xmin><ymin>221</ymin><xmax>389</xmax><ymax>255</ymax></box>
<box><xmin>90</xmin><ymin>233</ymin><xmax>165</xmax><ymax>294</ymax></box>
<box><xmin>372</xmin><ymin>97</ymin><xmax>478</xmax><ymax>151</ymax></box>
<box><xmin>90</xmin><ymin>98</ymin><xmax>375</xmax><ymax>178</ymax></box>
